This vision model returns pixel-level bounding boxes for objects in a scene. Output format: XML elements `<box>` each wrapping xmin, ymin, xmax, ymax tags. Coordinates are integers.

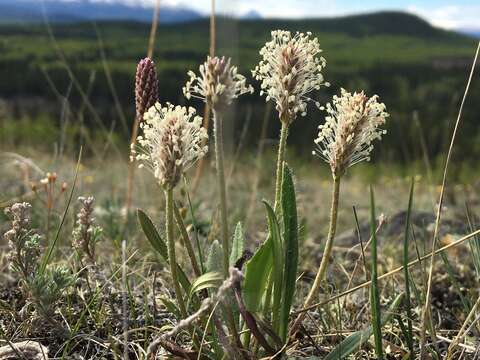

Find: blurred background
<box><xmin>0</xmin><ymin>0</ymin><xmax>479</xmax><ymax>209</ymax></box>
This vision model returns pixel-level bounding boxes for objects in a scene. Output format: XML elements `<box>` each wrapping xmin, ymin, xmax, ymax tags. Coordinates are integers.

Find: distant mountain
<box><xmin>0</xmin><ymin>2</ymin><xmax>473</xmax><ymax>43</ymax></box>
<box><xmin>0</xmin><ymin>0</ymin><xmax>203</xmax><ymax>23</ymax></box>
<box><xmin>457</xmin><ymin>28</ymin><xmax>480</xmax><ymax>38</ymax></box>
<box><xmin>241</xmin><ymin>10</ymin><xmax>262</xmax><ymax>20</ymax></box>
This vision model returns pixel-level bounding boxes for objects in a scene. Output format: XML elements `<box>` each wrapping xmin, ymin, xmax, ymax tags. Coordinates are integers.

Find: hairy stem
<box><xmin>263</xmin><ymin>120</ymin><xmax>289</xmax><ymax>320</ymax></box>
<box><xmin>290</xmin><ymin>175</ymin><xmax>341</xmax><ymax>336</ymax></box>
<box><xmin>212</xmin><ymin>108</ymin><xmax>229</xmax><ymax>277</ymax></box>
<box><xmin>212</xmin><ymin>108</ymin><xmax>243</xmax><ymax>349</ymax></box>
<box><xmin>165</xmin><ymin>188</ymin><xmax>187</xmax><ymax>318</ymax></box>
<box><xmin>274</xmin><ymin>121</ymin><xmax>289</xmax><ymax>214</ymax></box>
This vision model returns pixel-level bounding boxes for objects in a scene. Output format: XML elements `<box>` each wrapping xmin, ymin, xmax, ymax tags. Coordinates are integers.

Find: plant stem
<box><xmin>263</xmin><ymin>120</ymin><xmax>288</xmax><ymax>321</ymax></box>
<box><xmin>165</xmin><ymin>188</ymin><xmax>187</xmax><ymax>318</ymax></box>
<box><xmin>212</xmin><ymin>108</ymin><xmax>229</xmax><ymax>277</ymax></box>
<box><xmin>274</xmin><ymin>121</ymin><xmax>289</xmax><ymax>214</ymax></box>
<box><xmin>213</xmin><ymin>108</ymin><xmax>243</xmax><ymax>348</ymax></box>
<box><xmin>290</xmin><ymin>175</ymin><xmax>341</xmax><ymax>336</ymax></box>
<box><xmin>173</xmin><ymin>202</ymin><xmax>201</xmax><ymax>277</ymax></box>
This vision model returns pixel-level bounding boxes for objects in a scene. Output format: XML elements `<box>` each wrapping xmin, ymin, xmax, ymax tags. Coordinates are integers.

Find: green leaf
<box><xmin>137</xmin><ymin>209</ymin><xmax>168</xmax><ymax>261</ymax></box>
<box><xmin>159</xmin><ymin>296</ymin><xmax>181</xmax><ymax>319</ymax></box>
<box><xmin>243</xmin><ymin>235</ymin><xmax>273</xmax><ymax>313</ymax></box>
<box><xmin>324</xmin><ymin>293</ymin><xmax>404</xmax><ymax>360</ymax></box>
<box><xmin>189</xmin><ymin>271</ymin><xmax>223</xmax><ymax>300</ymax></box>
<box><xmin>280</xmin><ymin>164</ymin><xmax>298</xmax><ymax>341</ymax></box>
<box><xmin>137</xmin><ymin>208</ymin><xmax>191</xmax><ymax>294</ymax></box>
<box><xmin>206</xmin><ymin>240</ymin><xmax>223</xmax><ymax>273</ymax></box>
<box><xmin>370</xmin><ymin>186</ymin><xmax>383</xmax><ymax>360</ymax></box>
<box><xmin>230</xmin><ymin>222</ymin><xmax>245</xmax><ymax>266</ymax></box>
<box><xmin>262</xmin><ymin>200</ymin><xmax>284</xmax><ymax>333</ymax></box>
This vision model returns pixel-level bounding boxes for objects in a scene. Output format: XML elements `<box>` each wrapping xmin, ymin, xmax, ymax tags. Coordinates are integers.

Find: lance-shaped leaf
<box><xmin>280</xmin><ymin>164</ymin><xmax>298</xmax><ymax>341</ymax></box>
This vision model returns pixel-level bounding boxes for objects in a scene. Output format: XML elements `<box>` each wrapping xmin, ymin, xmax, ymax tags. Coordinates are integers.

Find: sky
<box><xmin>88</xmin><ymin>0</ymin><xmax>480</xmax><ymax>30</ymax></box>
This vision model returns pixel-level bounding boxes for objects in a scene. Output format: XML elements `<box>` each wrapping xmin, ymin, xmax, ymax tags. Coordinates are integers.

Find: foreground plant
<box><xmin>184</xmin><ymin>56</ymin><xmax>253</xmax><ymax>276</ymax></box>
<box><xmin>290</xmin><ymin>88</ymin><xmax>389</xmax><ymax>334</ymax></box>
<box><xmin>4</xmin><ymin>203</ymin><xmax>40</xmax><ymax>282</ymax></box>
<box><xmin>72</xmin><ymin>196</ymin><xmax>102</xmax><ymax>266</ymax></box>
<box><xmin>4</xmin><ymin>202</ymin><xmax>72</xmax><ymax>320</ymax></box>
<box><xmin>131</xmin><ymin>102</ymin><xmax>208</xmax><ymax>317</ymax></box>
<box><xmin>253</xmin><ymin>30</ymin><xmax>329</xmax><ymax>210</ymax></box>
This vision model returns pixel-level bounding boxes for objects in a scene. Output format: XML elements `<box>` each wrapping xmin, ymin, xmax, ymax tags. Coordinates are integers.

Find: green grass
<box><xmin>0</xmin><ymin>11</ymin><xmax>479</xmax><ymax>165</ymax></box>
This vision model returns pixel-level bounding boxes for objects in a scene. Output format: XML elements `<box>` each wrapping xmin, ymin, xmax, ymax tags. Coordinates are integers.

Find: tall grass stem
<box><xmin>419</xmin><ymin>41</ymin><xmax>479</xmax><ymax>358</ymax></box>
<box><xmin>147</xmin><ymin>0</ymin><xmax>160</xmax><ymax>59</ymax></box>
<box><xmin>369</xmin><ymin>187</ymin><xmax>383</xmax><ymax>360</ymax></box>
<box><xmin>191</xmin><ymin>0</ymin><xmax>215</xmax><ymax>192</ymax></box>
<box><xmin>403</xmin><ymin>180</ymin><xmax>415</xmax><ymax>355</ymax></box>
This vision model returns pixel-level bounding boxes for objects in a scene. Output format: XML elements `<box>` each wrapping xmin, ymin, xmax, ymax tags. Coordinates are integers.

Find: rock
<box><xmin>0</xmin><ymin>341</ymin><xmax>48</xmax><ymax>360</ymax></box>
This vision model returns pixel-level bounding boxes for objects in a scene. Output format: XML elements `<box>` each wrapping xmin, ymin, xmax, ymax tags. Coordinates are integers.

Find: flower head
<box><xmin>135</xmin><ymin>57</ymin><xmax>159</xmax><ymax>122</ymax></box>
<box><xmin>131</xmin><ymin>103</ymin><xmax>208</xmax><ymax>189</ymax></box>
<box><xmin>252</xmin><ymin>30</ymin><xmax>329</xmax><ymax>123</ymax></box>
<box><xmin>183</xmin><ymin>56</ymin><xmax>253</xmax><ymax>109</ymax></box>
<box><xmin>313</xmin><ymin>89</ymin><xmax>388</xmax><ymax>178</ymax></box>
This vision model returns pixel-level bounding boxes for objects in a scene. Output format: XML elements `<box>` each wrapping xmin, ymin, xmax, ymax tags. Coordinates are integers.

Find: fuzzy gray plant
<box><xmin>4</xmin><ymin>202</ymin><xmax>40</xmax><ymax>282</ymax></box>
<box><xmin>72</xmin><ymin>196</ymin><xmax>102</xmax><ymax>265</ymax></box>
<box><xmin>4</xmin><ymin>202</ymin><xmax>72</xmax><ymax>320</ymax></box>
<box><xmin>28</xmin><ymin>266</ymin><xmax>72</xmax><ymax>319</ymax></box>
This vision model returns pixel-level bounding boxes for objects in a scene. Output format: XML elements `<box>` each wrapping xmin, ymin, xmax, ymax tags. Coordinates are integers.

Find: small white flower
<box><xmin>183</xmin><ymin>56</ymin><xmax>253</xmax><ymax>109</ymax></box>
<box><xmin>313</xmin><ymin>89</ymin><xmax>388</xmax><ymax>177</ymax></box>
<box><xmin>132</xmin><ymin>103</ymin><xmax>208</xmax><ymax>189</ymax></box>
<box><xmin>252</xmin><ymin>30</ymin><xmax>329</xmax><ymax>123</ymax></box>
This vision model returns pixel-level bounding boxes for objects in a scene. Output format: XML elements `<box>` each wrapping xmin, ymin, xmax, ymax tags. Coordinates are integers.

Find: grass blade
<box><xmin>280</xmin><ymin>164</ymin><xmax>298</xmax><ymax>341</ymax></box>
<box><xmin>465</xmin><ymin>202</ymin><xmax>480</xmax><ymax>278</ymax></box>
<box><xmin>403</xmin><ymin>179</ymin><xmax>414</xmax><ymax>354</ymax></box>
<box><xmin>41</xmin><ymin>147</ymin><xmax>82</xmax><ymax>274</ymax></box>
<box><xmin>324</xmin><ymin>293</ymin><xmax>404</xmax><ymax>360</ymax></box>
<box><xmin>420</xmin><ymin>41</ymin><xmax>480</xmax><ymax>357</ymax></box>
<box><xmin>369</xmin><ymin>186</ymin><xmax>383</xmax><ymax>359</ymax></box>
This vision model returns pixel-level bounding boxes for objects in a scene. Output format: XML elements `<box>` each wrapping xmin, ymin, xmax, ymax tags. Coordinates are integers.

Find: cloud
<box><xmin>115</xmin><ymin>0</ymin><xmax>339</xmax><ymax>17</ymax></box>
<box><xmin>406</xmin><ymin>4</ymin><xmax>480</xmax><ymax>30</ymax></box>
<box><xmin>64</xmin><ymin>0</ymin><xmax>480</xmax><ymax>30</ymax></box>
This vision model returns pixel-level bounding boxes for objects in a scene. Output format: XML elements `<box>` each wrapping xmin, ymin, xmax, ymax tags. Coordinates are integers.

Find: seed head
<box><xmin>313</xmin><ymin>89</ymin><xmax>388</xmax><ymax>178</ymax></box>
<box><xmin>183</xmin><ymin>56</ymin><xmax>253</xmax><ymax>109</ymax></box>
<box><xmin>135</xmin><ymin>57</ymin><xmax>159</xmax><ymax>122</ymax></box>
<box><xmin>72</xmin><ymin>196</ymin><xmax>98</xmax><ymax>264</ymax></box>
<box><xmin>252</xmin><ymin>30</ymin><xmax>329</xmax><ymax>123</ymax></box>
<box><xmin>131</xmin><ymin>103</ymin><xmax>208</xmax><ymax>189</ymax></box>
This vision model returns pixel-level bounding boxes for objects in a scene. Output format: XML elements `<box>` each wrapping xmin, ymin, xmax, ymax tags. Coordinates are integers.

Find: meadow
<box><xmin>1</xmin><ymin>9</ymin><xmax>480</xmax><ymax>360</ymax></box>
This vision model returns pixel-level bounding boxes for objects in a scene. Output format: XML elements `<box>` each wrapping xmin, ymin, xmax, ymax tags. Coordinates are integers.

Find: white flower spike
<box><xmin>183</xmin><ymin>56</ymin><xmax>253</xmax><ymax>109</ymax></box>
<box><xmin>131</xmin><ymin>103</ymin><xmax>208</xmax><ymax>189</ymax></box>
<box><xmin>253</xmin><ymin>30</ymin><xmax>329</xmax><ymax>123</ymax></box>
<box><xmin>313</xmin><ymin>89</ymin><xmax>389</xmax><ymax>178</ymax></box>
